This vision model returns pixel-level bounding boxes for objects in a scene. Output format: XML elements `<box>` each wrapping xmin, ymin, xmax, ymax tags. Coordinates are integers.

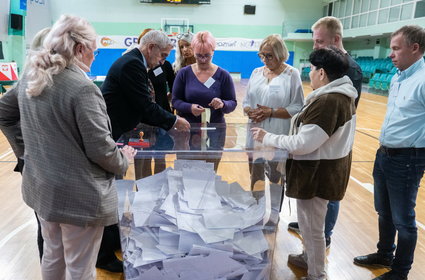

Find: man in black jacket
<box><xmin>102</xmin><ymin>30</ymin><xmax>189</xmax><ymax>141</ymax></box>
<box><xmin>96</xmin><ymin>30</ymin><xmax>189</xmax><ymax>273</ymax></box>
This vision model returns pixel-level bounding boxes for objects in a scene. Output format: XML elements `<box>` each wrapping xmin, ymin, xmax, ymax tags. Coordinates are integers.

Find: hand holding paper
<box><xmin>191</xmin><ymin>104</ymin><xmax>205</xmax><ymax>116</ymax></box>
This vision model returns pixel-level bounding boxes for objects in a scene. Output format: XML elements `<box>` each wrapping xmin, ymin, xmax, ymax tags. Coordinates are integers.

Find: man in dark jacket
<box><xmin>102</xmin><ymin>30</ymin><xmax>189</xmax><ymax>141</ymax></box>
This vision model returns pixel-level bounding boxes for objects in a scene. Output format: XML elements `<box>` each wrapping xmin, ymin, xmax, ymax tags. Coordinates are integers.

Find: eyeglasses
<box><xmin>177</xmin><ymin>32</ymin><xmax>193</xmax><ymax>40</ymax></box>
<box><xmin>195</xmin><ymin>53</ymin><xmax>212</xmax><ymax>60</ymax></box>
<box><xmin>93</xmin><ymin>50</ymin><xmax>100</xmax><ymax>57</ymax></box>
<box><xmin>258</xmin><ymin>52</ymin><xmax>274</xmax><ymax>61</ymax></box>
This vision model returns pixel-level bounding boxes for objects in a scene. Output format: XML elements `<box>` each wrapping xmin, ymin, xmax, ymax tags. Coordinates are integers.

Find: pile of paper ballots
<box><xmin>118</xmin><ymin>160</ymin><xmax>281</xmax><ymax>280</ymax></box>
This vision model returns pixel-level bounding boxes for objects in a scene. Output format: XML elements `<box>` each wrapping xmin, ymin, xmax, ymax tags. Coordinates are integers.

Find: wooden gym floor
<box><xmin>0</xmin><ymin>79</ymin><xmax>424</xmax><ymax>280</ymax></box>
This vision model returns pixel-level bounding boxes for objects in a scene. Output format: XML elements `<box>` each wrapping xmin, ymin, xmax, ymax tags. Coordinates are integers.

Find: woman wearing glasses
<box><xmin>172</xmin><ymin>31</ymin><xmax>237</xmax><ymax>170</ymax></box>
<box><xmin>243</xmin><ymin>34</ymin><xmax>304</xmax><ymax>188</ymax></box>
<box><xmin>172</xmin><ymin>31</ymin><xmax>236</xmax><ymax>124</ymax></box>
<box><xmin>173</xmin><ymin>31</ymin><xmax>196</xmax><ymax>73</ymax></box>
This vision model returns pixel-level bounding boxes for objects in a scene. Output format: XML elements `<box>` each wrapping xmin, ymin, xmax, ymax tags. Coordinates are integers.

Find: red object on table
<box><xmin>128</xmin><ymin>140</ymin><xmax>150</xmax><ymax>148</ymax></box>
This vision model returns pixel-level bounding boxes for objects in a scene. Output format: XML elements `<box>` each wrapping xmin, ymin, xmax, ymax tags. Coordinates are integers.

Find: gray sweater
<box><xmin>0</xmin><ymin>64</ymin><xmax>128</xmax><ymax>227</ymax></box>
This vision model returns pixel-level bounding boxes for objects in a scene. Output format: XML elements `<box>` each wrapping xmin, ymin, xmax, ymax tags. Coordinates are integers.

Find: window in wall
<box><xmin>351</xmin><ymin>15</ymin><xmax>360</xmax><ymax>28</ymax></box>
<box><xmin>368</xmin><ymin>11</ymin><xmax>378</xmax><ymax>24</ymax></box>
<box><xmin>323</xmin><ymin>5</ymin><xmax>328</xmax><ymax>16</ymax></box>
<box><xmin>415</xmin><ymin>0</ymin><xmax>425</xmax><ymax>18</ymax></box>
<box><xmin>370</xmin><ymin>0</ymin><xmax>379</xmax><ymax>10</ymax></box>
<box><xmin>330</xmin><ymin>0</ymin><xmax>421</xmax><ymax>29</ymax></box>
<box><xmin>362</xmin><ymin>0</ymin><xmax>370</xmax><ymax>12</ymax></box>
<box><xmin>389</xmin><ymin>5</ymin><xmax>401</xmax><ymax>21</ymax></box>
<box><xmin>353</xmin><ymin>0</ymin><xmax>361</xmax><ymax>14</ymax></box>
<box><xmin>343</xmin><ymin>17</ymin><xmax>351</xmax><ymax>29</ymax></box>
<box><xmin>334</xmin><ymin>1</ymin><xmax>340</xmax><ymax>17</ymax></box>
<box><xmin>400</xmin><ymin>3</ymin><xmax>414</xmax><ymax>19</ymax></box>
<box><xmin>360</xmin><ymin>13</ymin><xmax>368</xmax><ymax>27</ymax></box>
<box><xmin>340</xmin><ymin>0</ymin><xmax>347</xmax><ymax>16</ymax></box>
<box><xmin>378</xmin><ymin>8</ymin><xmax>390</xmax><ymax>23</ymax></box>
<box><xmin>346</xmin><ymin>0</ymin><xmax>353</xmax><ymax>16</ymax></box>
<box><xmin>380</xmin><ymin>0</ymin><xmax>391</xmax><ymax>8</ymax></box>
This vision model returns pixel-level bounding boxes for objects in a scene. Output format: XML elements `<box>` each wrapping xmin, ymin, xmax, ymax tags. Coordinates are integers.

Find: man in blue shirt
<box><xmin>354</xmin><ymin>25</ymin><xmax>425</xmax><ymax>280</ymax></box>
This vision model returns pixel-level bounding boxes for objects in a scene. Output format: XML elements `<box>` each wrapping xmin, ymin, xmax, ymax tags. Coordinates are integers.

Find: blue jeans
<box><xmin>324</xmin><ymin>200</ymin><xmax>339</xmax><ymax>238</ymax></box>
<box><xmin>373</xmin><ymin>148</ymin><xmax>425</xmax><ymax>276</ymax></box>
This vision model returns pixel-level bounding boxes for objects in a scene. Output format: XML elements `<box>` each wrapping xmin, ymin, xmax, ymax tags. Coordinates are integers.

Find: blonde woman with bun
<box><xmin>0</xmin><ymin>15</ymin><xmax>135</xmax><ymax>279</ymax></box>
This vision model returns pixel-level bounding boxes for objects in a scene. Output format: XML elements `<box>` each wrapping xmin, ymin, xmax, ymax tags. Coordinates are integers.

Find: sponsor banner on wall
<box><xmin>215</xmin><ymin>38</ymin><xmax>262</xmax><ymax>51</ymax></box>
<box><xmin>97</xmin><ymin>35</ymin><xmax>262</xmax><ymax>51</ymax></box>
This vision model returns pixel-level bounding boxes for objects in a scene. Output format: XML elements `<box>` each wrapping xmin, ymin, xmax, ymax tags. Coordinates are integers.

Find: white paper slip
<box><xmin>262</xmin><ymin>175</ymin><xmax>272</xmax><ymax>226</ymax></box>
<box><xmin>153</xmin><ymin>66</ymin><xmax>163</xmax><ymax>76</ymax></box>
<box><xmin>95</xmin><ymin>75</ymin><xmax>106</xmax><ymax>81</ymax></box>
<box><xmin>204</xmin><ymin>77</ymin><xmax>215</xmax><ymax>88</ymax></box>
<box><xmin>201</xmin><ymin>108</ymin><xmax>211</xmax><ymax>124</ymax></box>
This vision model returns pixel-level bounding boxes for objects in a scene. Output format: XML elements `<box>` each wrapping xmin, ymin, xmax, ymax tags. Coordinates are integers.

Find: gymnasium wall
<box><xmin>0</xmin><ymin>0</ymin><xmax>10</xmax><ymax>42</ymax></box>
<box><xmin>25</xmin><ymin>0</ymin><xmax>52</xmax><ymax>47</ymax></box>
<box><xmin>0</xmin><ymin>0</ymin><xmax>10</xmax><ymax>63</ymax></box>
<box><xmin>0</xmin><ymin>0</ymin><xmax>23</xmax><ymax>67</ymax></box>
<box><xmin>345</xmin><ymin>38</ymin><xmax>391</xmax><ymax>59</ymax></box>
<box><xmin>344</xmin><ymin>17</ymin><xmax>425</xmax><ymax>39</ymax></box>
<box><xmin>2</xmin><ymin>0</ymin><xmax>323</xmax><ymax>74</ymax></box>
<box><xmin>49</xmin><ymin>0</ymin><xmax>321</xmax><ymax>74</ymax></box>
<box><xmin>49</xmin><ymin>0</ymin><xmax>316</xmax><ymax>37</ymax></box>
<box><xmin>0</xmin><ymin>0</ymin><xmax>52</xmax><ymax>73</ymax></box>
<box><xmin>7</xmin><ymin>0</ymin><xmax>420</xmax><ymax>76</ymax></box>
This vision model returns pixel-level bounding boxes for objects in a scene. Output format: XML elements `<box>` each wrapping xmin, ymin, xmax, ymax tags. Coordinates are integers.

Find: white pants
<box><xmin>297</xmin><ymin>197</ymin><xmax>328</xmax><ymax>280</ymax></box>
<box><xmin>39</xmin><ymin>217</ymin><xmax>103</xmax><ymax>280</ymax></box>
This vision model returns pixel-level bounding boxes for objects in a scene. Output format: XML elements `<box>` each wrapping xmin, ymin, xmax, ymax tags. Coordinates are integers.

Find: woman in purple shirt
<box><xmin>172</xmin><ymin>31</ymin><xmax>237</xmax><ymax>124</ymax></box>
<box><xmin>172</xmin><ymin>31</ymin><xmax>237</xmax><ymax>170</ymax></box>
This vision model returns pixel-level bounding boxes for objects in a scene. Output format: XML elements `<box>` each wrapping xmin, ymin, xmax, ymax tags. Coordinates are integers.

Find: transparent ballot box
<box><xmin>116</xmin><ymin>123</ymin><xmax>287</xmax><ymax>280</ymax></box>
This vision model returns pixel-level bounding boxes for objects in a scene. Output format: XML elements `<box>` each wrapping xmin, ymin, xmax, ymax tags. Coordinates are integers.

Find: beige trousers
<box><xmin>39</xmin><ymin>216</ymin><xmax>103</xmax><ymax>280</ymax></box>
<box><xmin>297</xmin><ymin>197</ymin><xmax>328</xmax><ymax>280</ymax></box>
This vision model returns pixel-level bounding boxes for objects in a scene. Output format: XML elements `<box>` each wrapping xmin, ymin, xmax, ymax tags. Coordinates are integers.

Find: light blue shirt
<box><xmin>380</xmin><ymin>58</ymin><xmax>425</xmax><ymax>148</ymax></box>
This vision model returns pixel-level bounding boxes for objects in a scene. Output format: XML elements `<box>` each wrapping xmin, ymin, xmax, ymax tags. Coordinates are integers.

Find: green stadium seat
<box><xmin>379</xmin><ymin>74</ymin><xmax>393</xmax><ymax>91</ymax></box>
<box><xmin>369</xmin><ymin>73</ymin><xmax>381</xmax><ymax>89</ymax></box>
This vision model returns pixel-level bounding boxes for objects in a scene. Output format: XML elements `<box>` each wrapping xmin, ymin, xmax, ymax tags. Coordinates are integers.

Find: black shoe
<box><xmin>288</xmin><ymin>222</ymin><xmax>300</xmax><ymax>234</ymax></box>
<box><xmin>325</xmin><ymin>237</ymin><xmax>331</xmax><ymax>250</ymax></box>
<box><xmin>353</xmin><ymin>253</ymin><xmax>393</xmax><ymax>268</ymax></box>
<box><xmin>96</xmin><ymin>258</ymin><xmax>124</xmax><ymax>273</ymax></box>
<box><xmin>372</xmin><ymin>271</ymin><xmax>407</xmax><ymax>280</ymax></box>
